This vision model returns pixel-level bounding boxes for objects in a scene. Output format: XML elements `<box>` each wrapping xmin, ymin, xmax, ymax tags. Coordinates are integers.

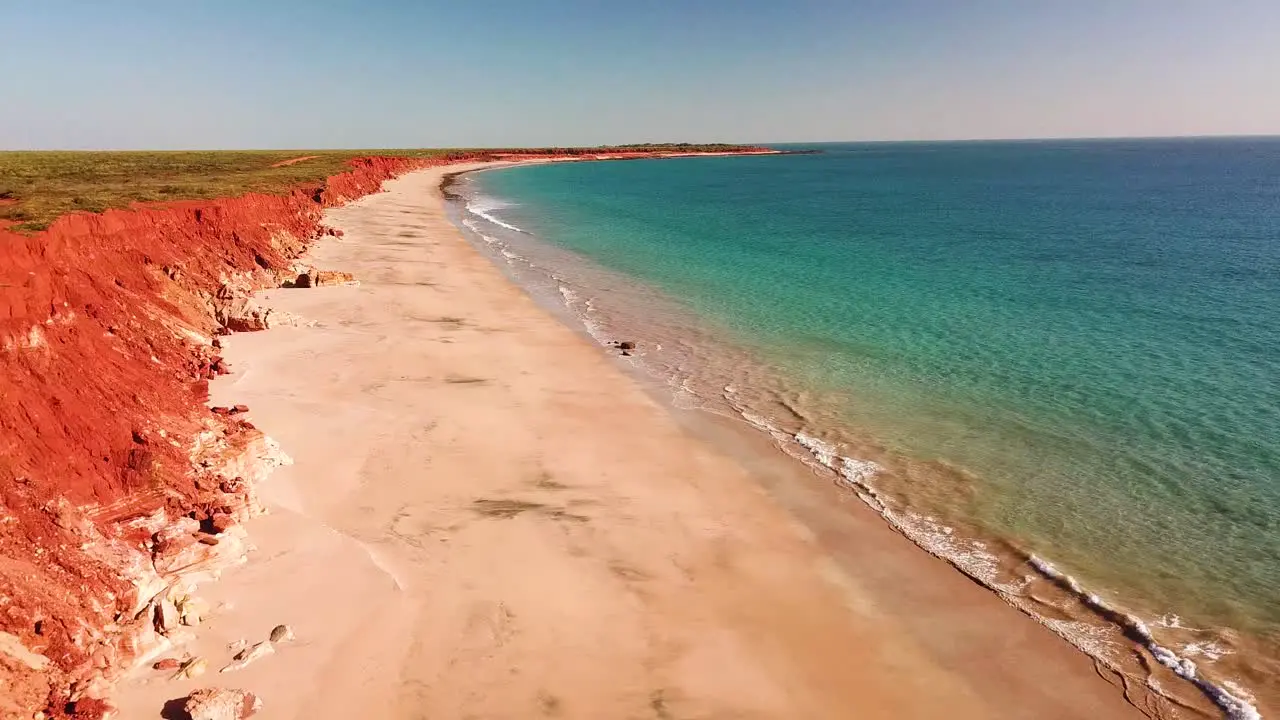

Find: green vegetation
<box><xmin>0</xmin><ymin>150</ymin><xmax>437</xmax><ymax>232</ymax></box>
<box><xmin>0</xmin><ymin>144</ymin><xmax>763</xmax><ymax>232</ymax></box>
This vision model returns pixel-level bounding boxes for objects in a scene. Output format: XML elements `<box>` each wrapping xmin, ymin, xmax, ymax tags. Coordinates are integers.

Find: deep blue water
<box><xmin>466</xmin><ymin>139</ymin><xmax>1280</xmax><ymax>708</ymax></box>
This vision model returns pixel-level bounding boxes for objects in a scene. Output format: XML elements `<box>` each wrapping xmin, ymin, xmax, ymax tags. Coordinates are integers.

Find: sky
<box><xmin>2</xmin><ymin>0</ymin><xmax>1278</xmax><ymax>149</ymax></box>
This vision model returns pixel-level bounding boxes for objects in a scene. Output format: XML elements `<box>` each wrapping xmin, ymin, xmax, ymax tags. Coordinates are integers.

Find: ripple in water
<box><xmin>453</xmin><ymin>141</ymin><xmax>1280</xmax><ymax>717</ymax></box>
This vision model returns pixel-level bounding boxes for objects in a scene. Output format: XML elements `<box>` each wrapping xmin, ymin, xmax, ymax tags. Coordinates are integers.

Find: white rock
<box><xmin>220</xmin><ymin>641</ymin><xmax>274</xmax><ymax>673</ymax></box>
<box><xmin>179</xmin><ymin>596</ymin><xmax>211</xmax><ymax>626</ymax></box>
<box><xmin>153</xmin><ymin>598</ymin><xmax>180</xmax><ymax>634</ymax></box>
<box><xmin>176</xmin><ymin>657</ymin><xmax>208</xmax><ymax>680</ymax></box>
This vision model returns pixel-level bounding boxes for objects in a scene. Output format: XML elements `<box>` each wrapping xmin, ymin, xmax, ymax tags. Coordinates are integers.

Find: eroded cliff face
<box><xmin>0</xmin><ymin>149</ymin><xmax>774</xmax><ymax>718</ymax></box>
<box><xmin>0</xmin><ymin>155</ymin><xmax>477</xmax><ymax>718</ymax></box>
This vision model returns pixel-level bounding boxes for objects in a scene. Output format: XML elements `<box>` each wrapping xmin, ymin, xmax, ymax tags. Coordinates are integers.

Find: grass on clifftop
<box><xmin>0</xmin><ymin>144</ymin><xmax>760</xmax><ymax>232</ymax></box>
<box><xmin>0</xmin><ymin>150</ymin><xmax>445</xmax><ymax>232</ymax></box>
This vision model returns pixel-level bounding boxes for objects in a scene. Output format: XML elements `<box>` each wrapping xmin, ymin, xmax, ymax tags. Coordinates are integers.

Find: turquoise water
<box><xmin>463</xmin><ymin>140</ymin><xmax>1280</xmax><ymax>713</ymax></box>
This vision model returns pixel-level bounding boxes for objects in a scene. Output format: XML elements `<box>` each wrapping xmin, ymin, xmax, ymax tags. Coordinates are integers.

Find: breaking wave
<box><xmin>465</xmin><ymin>195</ymin><xmax>527</xmax><ymax>233</ymax></box>
<box><xmin>729</xmin><ymin>396</ymin><xmax>1261</xmax><ymax>720</ymax></box>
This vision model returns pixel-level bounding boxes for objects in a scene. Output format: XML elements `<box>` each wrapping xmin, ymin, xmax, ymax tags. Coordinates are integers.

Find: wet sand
<box><xmin>116</xmin><ymin>162</ymin><xmax>1146</xmax><ymax>719</ymax></box>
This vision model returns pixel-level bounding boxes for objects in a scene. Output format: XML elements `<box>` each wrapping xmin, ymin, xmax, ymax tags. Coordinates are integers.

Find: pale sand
<box><xmin>117</xmin><ymin>162</ymin><xmax>1145</xmax><ymax>719</ymax></box>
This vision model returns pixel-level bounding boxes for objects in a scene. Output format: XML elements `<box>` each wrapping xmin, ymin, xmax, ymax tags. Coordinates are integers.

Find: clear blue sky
<box><xmin>3</xmin><ymin>0</ymin><xmax>1277</xmax><ymax>149</ymax></box>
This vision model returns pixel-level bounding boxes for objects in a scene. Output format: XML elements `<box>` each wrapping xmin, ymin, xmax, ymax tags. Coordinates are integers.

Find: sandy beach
<box><xmin>115</xmin><ymin>161</ymin><xmax>1148</xmax><ymax>719</ymax></box>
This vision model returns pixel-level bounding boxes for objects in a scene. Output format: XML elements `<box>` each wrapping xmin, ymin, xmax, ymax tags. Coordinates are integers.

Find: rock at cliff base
<box><xmin>218</xmin><ymin>296</ymin><xmax>273</xmax><ymax>332</ymax></box>
<box><xmin>209</xmin><ymin>512</ymin><xmax>235</xmax><ymax>534</ymax></box>
<box><xmin>153</xmin><ymin>598</ymin><xmax>180</xmax><ymax>634</ymax></box>
<box><xmin>179</xmin><ymin>596</ymin><xmax>211</xmax><ymax>626</ymax></box>
<box><xmin>183</xmin><ymin>687</ymin><xmax>261</xmax><ymax>720</ymax></box>
<box><xmin>66</xmin><ymin>697</ymin><xmax>115</xmax><ymax>720</ymax></box>
<box><xmin>314</xmin><ymin>270</ymin><xmax>356</xmax><ymax>286</ymax></box>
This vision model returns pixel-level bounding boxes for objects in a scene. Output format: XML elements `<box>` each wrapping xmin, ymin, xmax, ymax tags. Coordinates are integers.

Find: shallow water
<box><xmin>454</xmin><ymin>140</ymin><xmax>1280</xmax><ymax>718</ymax></box>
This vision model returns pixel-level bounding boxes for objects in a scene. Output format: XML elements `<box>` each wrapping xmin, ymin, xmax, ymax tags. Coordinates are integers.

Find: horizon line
<box><xmin>3</xmin><ymin>132</ymin><xmax>1279</xmax><ymax>153</ymax></box>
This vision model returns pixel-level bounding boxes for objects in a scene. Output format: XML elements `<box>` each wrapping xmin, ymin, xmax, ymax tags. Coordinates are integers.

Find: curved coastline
<box><xmin>118</xmin><ymin>159</ymin><xmax>1146</xmax><ymax>719</ymax></box>
<box><xmin>445</xmin><ymin>160</ymin><xmax>1271</xmax><ymax>720</ymax></box>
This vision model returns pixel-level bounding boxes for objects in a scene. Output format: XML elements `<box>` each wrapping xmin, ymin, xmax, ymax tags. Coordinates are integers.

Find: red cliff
<box><xmin>0</xmin><ymin>148</ymin><xmax>772</xmax><ymax>718</ymax></box>
<box><xmin>0</xmin><ymin>154</ymin><xmax>472</xmax><ymax>718</ymax></box>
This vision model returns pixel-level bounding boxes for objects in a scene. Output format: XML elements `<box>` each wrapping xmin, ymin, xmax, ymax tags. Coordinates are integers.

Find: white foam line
<box><xmin>449</xmin><ymin>176</ymin><xmax>1260</xmax><ymax>720</ymax></box>
<box><xmin>555</xmin><ymin>284</ymin><xmax>609</xmax><ymax>343</ymax></box>
<box><xmin>765</xmin><ymin>412</ymin><xmax>1261</xmax><ymax>720</ymax></box>
<box><xmin>465</xmin><ymin>199</ymin><xmax>526</xmax><ymax>233</ymax></box>
<box><xmin>1030</xmin><ymin>557</ymin><xmax>1260</xmax><ymax>720</ymax></box>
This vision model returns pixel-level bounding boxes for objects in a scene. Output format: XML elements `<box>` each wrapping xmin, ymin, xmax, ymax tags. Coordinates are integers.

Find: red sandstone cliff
<box><xmin>0</xmin><ymin>148</ymin><xmax>773</xmax><ymax>718</ymax></box>
<box><xmin>0</xmin><ymin>154</ymin><xmax>476</xmax><ymax>718</ymax></box>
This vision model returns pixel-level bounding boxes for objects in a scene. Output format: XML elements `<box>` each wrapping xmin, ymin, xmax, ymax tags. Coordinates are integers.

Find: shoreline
<box><xmin>117</xmin><ymin>160</ymin><xmax>1147</xmax><ymax>719</ymax></box>
<box><xmin>449</xmin><ymin>163</ymin><xmax>1273</xmax><ymax>720</ymax></box>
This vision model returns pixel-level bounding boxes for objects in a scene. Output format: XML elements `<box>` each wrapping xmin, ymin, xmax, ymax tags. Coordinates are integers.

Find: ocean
<box><xmin>448</xmin><ymin>139</ymin><xmax>1280</xmax><ymax>719</ymax></box>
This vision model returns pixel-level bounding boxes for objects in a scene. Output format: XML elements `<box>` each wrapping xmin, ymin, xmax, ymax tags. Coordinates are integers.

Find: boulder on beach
<box><xmin>314</xmin><ymin>270</ymin><xmax>356</xmax><ymax>286</ymax></box>
<box><xmin>291</xmin><ymin>268</ymin><xmax>355</xmax><ymax>287</ymax></box>
<box><xmin>183</xmin><ymin>687</ymin><xmax>262</xmax><ymax>720</ymax></box>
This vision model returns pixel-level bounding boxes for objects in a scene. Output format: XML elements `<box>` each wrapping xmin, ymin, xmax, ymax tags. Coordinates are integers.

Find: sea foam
<box><xmin>466</xmin><ymin>196</ymin><xmax>526</xmax><ymax>233</ymax></box>
<box><xmin>752</xmin><ymin>404</ymin><xmax>1261</xmax><ymax>720</ymax></box>
<box><xmin>1029</xmin><ymin>556</ymin><xmax>1261</xmax><ymax>720</ymax></box>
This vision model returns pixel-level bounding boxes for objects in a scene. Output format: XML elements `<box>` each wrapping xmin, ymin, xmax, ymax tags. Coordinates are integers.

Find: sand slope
<box><xmin>116</xmin><ymin>163</ymin><xmax>1144</xmax><ymax>719</ymax></box>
